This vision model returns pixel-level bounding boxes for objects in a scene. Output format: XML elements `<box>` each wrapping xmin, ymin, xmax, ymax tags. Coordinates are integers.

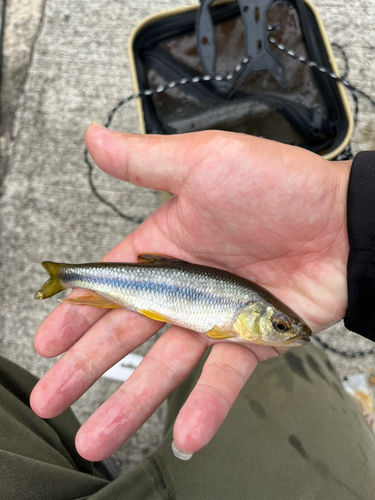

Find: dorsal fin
<box><xmin>138</xmin><ymin>253</ymin><xmax>178</xmax><ymax>264</ymax></box>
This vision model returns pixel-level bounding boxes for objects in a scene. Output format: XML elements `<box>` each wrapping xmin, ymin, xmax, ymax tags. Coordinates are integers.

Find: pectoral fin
<box><xmin>139</xmin><ymin>309</ymin><xmax>170</xmax><ymax>323</ymax></box>
<box><xmin>205</xmin><ymin>326</ymin><xmax>236</xmax><ymax>340</ymax></box>
<box><xmin>62</xmin><ymin>291</ymin><xmax>121</xmax><ymax>308</ymax></box>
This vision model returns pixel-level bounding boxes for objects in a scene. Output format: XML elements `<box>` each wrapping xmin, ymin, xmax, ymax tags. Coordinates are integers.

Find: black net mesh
<box><xmin>135</xmin><ymin>0</ymin><xmax>347</xmax><ymax>152</ymax></box>
<box><xmin>146</xmin><ymin>68</ymin><xmax>305</xmax><ymax>142</ymax></box>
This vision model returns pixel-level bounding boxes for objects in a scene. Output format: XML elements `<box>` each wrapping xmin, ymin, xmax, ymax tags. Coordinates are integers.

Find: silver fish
<box><xmin>34</xmin><ymin>253</ymin><xmax>312</xmax><ymax>347</ymax></box>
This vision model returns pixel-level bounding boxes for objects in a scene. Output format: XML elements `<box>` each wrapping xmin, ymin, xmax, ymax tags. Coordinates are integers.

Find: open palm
<box><xmin>30</xmin><ymin>125</ymin><xmax>350</xmax><ymax>461</ymax></box>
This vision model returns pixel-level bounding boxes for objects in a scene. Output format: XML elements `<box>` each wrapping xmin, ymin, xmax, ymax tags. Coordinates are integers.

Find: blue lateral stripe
<box><xmin>67</xmin><ymin>271</ymin><xmax>225</xmax><ymax>303</ymax></box>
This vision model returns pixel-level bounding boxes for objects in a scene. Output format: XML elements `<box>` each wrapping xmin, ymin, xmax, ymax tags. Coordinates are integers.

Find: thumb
<box><xmin>85</xmin><ymin>123</ymin><xmax>217</xmax><ymax>194</ymax></box>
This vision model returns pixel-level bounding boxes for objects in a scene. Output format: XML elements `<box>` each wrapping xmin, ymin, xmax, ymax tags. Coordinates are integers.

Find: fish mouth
<box><xmin>284</xmin><ymin>335</ymin><xmax>311</xmax><ymax>346</ymax></box>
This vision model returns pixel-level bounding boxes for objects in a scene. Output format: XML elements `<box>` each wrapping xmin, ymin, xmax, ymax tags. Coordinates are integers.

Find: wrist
<box><xmin>330</xmin><ymin>159</ymin><xmax>352</xmax><ymax>318</ymax></box>
<box><xmin>332</xmin><ymin>159</ymin><xmax>352</xmax><ymax>220</ymax></box>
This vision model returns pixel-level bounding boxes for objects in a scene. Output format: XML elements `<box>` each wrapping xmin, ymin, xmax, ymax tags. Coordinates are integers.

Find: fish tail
<box><xmin>34</xmin><ymin>262</ymin><xmax>66</xmax><ymax>300</ymax></box>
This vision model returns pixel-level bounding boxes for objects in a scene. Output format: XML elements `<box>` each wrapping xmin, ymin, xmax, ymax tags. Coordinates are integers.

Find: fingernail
<box><xmin>171</xmin><ymin>440</ymin><xmax>194</xmax><ymax>461</ymax></box>
<box><xmin>91</xmin><ymin>121</ymin><xmax>105</xmax><ymax>128</ymax></box>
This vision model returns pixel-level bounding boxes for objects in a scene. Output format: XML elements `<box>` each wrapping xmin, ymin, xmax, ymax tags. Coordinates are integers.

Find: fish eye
<box><xmin>272</xmin><ymin>313</ymin><xmax>291</xmax><ymax>332</ymax></box>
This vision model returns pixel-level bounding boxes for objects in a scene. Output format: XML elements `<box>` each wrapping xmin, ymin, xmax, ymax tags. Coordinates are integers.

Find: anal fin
<box><xmin>139</xmin><ymin>309</ymin><xmax>170</xmax><ymax>323</ymax></box>
<box><xmin>62</xmin><ymin>291</ymin><xmax>121</xmax><ymax>308</ymax></box>
<box><xmin>205</xmin><ymin>326</ymin><xmax>236</xmax><ymax>340</ymax></box>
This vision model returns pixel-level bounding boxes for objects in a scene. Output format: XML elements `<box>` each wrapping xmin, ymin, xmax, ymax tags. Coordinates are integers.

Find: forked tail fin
<box><xmin>34</xmin><ymin>262</ymin><xmax>66</xmax><ymax>299</ymax></box>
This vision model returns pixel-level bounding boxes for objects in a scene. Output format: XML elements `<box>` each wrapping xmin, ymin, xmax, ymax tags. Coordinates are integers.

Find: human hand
<box><xmin>30</xmin><ymin>125</ymin><xmax>351</xmax><ymax>461</ymax></box>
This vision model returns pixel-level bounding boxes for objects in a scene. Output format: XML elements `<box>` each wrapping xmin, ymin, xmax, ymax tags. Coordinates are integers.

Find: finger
<box><xmin>75</xmin><ymin>326</ymin><xmax>207</xmax><ymax>461</ymax></box>
<box><xmin>172</xmin><ymin>343</ymin><xmax>279</xmax><ymax>455</ymax></box>
<box><xmin>85</xmin><ymin>124</ymin><xmax>226</xmax><ymax>194</ymax></box>
<box><xmin>30</xmin><ymin>308</ymin><xmax>163</xmax><ymax>418</ymax></box>
<box><xmin>34</xmin><ymin>292</ymin><xmax>108</xmax><ymax>357</ymax></box>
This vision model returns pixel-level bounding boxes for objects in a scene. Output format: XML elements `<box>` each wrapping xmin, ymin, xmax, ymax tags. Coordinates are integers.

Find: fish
<box><xmin>34</xmin><ymin>253</ymin><xmax>312</xmax><ymax>347</ymax></box>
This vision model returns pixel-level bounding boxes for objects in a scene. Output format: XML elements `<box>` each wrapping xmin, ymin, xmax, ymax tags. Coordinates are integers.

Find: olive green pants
<box><xmin>1</xmin><ymin>343</ymin><xmax>375</xmax><ymax>499</ymax></box>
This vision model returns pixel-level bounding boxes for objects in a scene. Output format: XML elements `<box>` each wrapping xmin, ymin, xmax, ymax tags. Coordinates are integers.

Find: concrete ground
<box><xmin>1</xmin><ymin>0</ymin><xmax>375</xmax><ymax>474</ymax></box>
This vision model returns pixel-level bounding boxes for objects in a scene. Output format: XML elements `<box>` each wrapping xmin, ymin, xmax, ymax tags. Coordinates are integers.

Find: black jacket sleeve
<box><xmin>344</xmin><ymin>151</ymin><xmax>375</xmax><ymax>342</ymax></box>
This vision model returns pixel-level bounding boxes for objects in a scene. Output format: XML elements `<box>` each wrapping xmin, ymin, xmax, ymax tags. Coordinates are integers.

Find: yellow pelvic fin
<box><xmin>139</xmin><ymin>309</ymin><xmax>170</xmax><ymax>323</ymax></box>
<box><xmin>138</xmin><ymin>253</ymin><xmax>177</xmax><ymax>264</ymax></box>
<box><xmin>205</xmin><ymin>326</ymin><xmax>236</xmax><ymax>340</ymax></box>
<box><xmin>35</xmin><ymin>262</ymin><xmax>66</xmax><ymax>300</ymax></box>
<box><xmin>62</xmin><ymin>291</ymin><xmax>121</xmax><ymax>308</ymax></box>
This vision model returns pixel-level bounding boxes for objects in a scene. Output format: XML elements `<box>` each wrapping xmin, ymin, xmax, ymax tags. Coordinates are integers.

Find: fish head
<box><xmin>233</xmin><ymin>300</ymin><xmax>312</xmax><ymax>347</ymax></box>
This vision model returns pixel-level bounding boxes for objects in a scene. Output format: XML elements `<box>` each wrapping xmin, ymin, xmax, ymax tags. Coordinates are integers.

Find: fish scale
<box><xmin>34</xmin><ymin>254</ymin><xmax>312</xmax><ymax>346</ymax></box>
<box><xmin>60</xmin><ymin>263</ymin><xmax>252</xmax><ymax>333</ymax></box>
